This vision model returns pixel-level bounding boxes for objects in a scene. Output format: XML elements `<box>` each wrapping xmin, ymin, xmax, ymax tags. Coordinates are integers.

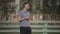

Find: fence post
<box><xmin>43</xmin><ymin>23</ymin><xmax>47</xmax><ymax>34</ymax></box>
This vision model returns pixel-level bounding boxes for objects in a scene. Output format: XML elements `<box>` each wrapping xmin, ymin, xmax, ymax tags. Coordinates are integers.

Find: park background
<box><xmin>0</xmin><ymin>0</ymin><xmax>60</xmax><ymax>34</ymax></box>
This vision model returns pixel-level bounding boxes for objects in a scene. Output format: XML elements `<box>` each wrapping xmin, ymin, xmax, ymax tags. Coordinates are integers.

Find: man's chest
<box><xmin>22</xmin><ymin>12</ymin><xmax>29</xmax><ymax>18</ymax></box>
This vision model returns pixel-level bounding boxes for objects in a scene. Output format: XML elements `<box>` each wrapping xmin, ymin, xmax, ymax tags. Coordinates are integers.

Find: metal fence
<box><xmin>0</xmin><ymin>21</ymin><xmax>60</xmax><ymax>34</ymax></box>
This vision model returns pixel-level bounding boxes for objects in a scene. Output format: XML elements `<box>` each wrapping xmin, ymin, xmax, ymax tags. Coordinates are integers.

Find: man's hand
<box><xmin>25</xmin><ymin>17</ymin><xmax>30</xmax><ymax>20</ymax></box>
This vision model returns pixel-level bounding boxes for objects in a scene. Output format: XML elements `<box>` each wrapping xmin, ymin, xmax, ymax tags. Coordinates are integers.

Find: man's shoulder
<box><xmin>19</xmin><ymin>10</ymin><xmax>24</xmax><ymax>13</ymax></box>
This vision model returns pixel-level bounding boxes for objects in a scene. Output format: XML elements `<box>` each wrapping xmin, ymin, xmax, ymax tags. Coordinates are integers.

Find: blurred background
<box><xmin>0</xmin><ymin>0</ymin><xmax>60</xmax><ymax>34</ymax></box>
<box><xmin>0</xmin><ymin>0</ymin><xmax>60</xmax><ymax>21</ymax></box>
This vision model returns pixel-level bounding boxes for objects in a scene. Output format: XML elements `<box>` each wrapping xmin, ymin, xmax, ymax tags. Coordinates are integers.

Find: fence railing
<box><xmin>0</xmin><ymin>21</ymin><xmax>60</xmax><ymax>34</ymax></box>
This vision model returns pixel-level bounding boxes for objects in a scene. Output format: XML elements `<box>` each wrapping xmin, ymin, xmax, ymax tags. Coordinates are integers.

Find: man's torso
<box><xmin>18</xmin><ymin>10</ymin><xmax>30</xmax><ymax>27</ymax></box>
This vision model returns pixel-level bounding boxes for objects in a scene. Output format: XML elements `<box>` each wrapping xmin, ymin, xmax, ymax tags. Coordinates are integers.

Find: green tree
<box><xmin>0</xmin><ymin>0</ymin><xmax>16</xmax><ymax>21</ymax></box>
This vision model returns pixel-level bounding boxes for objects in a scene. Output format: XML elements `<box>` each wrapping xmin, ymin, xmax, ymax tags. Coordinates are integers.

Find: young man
<box><xmin>18</xmin><ymin>2</ymin><xmax>31</xmax><ymax>34</ymax></box>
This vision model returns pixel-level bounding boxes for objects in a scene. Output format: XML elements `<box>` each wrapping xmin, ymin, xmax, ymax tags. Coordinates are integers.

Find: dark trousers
<box><xmin>20</xmin><ymin>27</ymin><xmax>31</xmax><ymax>34</ymax></box>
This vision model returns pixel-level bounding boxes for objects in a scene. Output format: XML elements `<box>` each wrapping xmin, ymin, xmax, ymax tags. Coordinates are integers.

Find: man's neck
<box><xmin>23</xmin><ymin>8</ymin><xmax>27</xmax><ymax>11</ymax></box>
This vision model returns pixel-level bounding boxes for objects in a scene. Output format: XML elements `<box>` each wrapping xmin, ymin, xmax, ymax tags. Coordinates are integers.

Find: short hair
<box><xmin>23</xmin><ymin>2</ymin><xmax>30</xmax><ymax>7</ymax></box>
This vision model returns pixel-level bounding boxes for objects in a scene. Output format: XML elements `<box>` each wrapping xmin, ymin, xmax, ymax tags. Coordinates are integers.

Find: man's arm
<box><xmin>18</xmin><ymin>16</ymin><xmax>25</xmax><ymax>21</ymax></box>
<box><xmin>17</xmin><ymin>11</ymin><xmax>25</xmax><ymax>21</ymax></box>
<box><xmin>18</xmin><ymin>16</ymin><xmax>30</xmax><ymax>21</ymax></box>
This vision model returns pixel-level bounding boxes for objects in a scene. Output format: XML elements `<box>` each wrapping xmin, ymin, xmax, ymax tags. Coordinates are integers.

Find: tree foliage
<box><xmin>0</xmin><ymin>0</ymin><xmax>16</xmax><ymax>21</ymax></box>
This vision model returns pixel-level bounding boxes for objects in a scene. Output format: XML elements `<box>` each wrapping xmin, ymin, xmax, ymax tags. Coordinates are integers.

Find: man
<box><xmin>18</xmin><ymin>2</ymin><xmax>31</xmax><ymax>34</ymax></box>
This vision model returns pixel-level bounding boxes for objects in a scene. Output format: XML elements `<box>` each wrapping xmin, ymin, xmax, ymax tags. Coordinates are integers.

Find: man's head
<box><xmin>23</xmin><ymin>2</ymin><xmax>30</xmax><ymax>10</ymax></box>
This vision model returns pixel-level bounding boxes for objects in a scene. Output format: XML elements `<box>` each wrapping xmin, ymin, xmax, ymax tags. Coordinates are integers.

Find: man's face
<box><xmin>24</xmin><ymin>4</ymin><xmax>30</xmax><ymax>10</ymax></box>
